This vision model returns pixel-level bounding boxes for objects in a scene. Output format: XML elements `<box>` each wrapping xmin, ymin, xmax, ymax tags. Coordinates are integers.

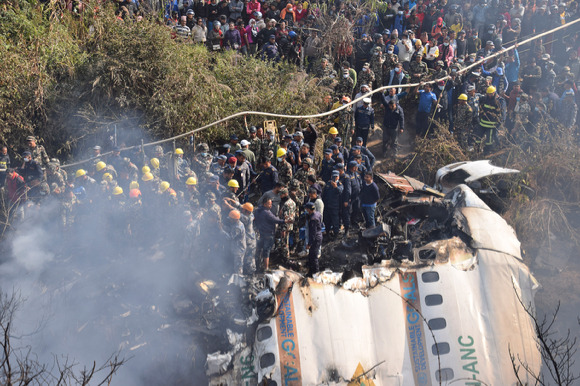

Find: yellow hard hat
<box><xmin>329</xmin><ymin>127</ymin><xmax>339</xmax><ymax>135</ymax></box>
<box><xmin>130</xmin><ymin>181</ymin><xmax>140</xmax><ymax>190</ymax></box>
<box><xmin>103</xmin><ymin>173</ymin><xmax>113</xmax><ymax>182</ymax></box>
<box><xmin>228</xmin><ymin>179</ymin><xmax>240</xmax><ymax>188</ymax></box>
<box><xmin>75</xmin><ymin>169</ymin><xmax>86</xmax><ymax>178</ymax></box>
<box><xmin>142</xmin><ymin>165</ymin><xmax>151</xmax><ymax>174</ymax></box>
<box><xmin>229</xmin><ymin>210</ymin><xmax>241</xmax><ymax>220</ymax></box>
<box><xmin>277</xmin><ymin>148</ymin><xmax>287</xmax><ymax>158</ymax></box>
<box><xmin>241</xmin><ymin>202</ymin><xmax>254</xmax><ymax>212</ymax></box>
<box><xmin>159</xmin><ymin>181</ymin><xmax>170</xmax><ymax>192</ymax></box>
<box><xmin>486</xmin><ymin>86</ymin><xmax>497</xmax><ymax>94</ymax></box>
<box><xmin>96</xmin><ymin>161</ymin><xmax>106</xmax><ymax>172</ymax></box>
<box><xmin>112</xmin><ymin>186</ymin><xmax>123</xmax><ymax>196</ymax></box>
<box><xmin>175</xmin><ymin>148</ymin><xmax>184</xmax><ymax>155</ymax></box>
<box><xmin>150</xmin><ymin>158</ymin><xmax>160</xmax><ymax>169</ymax></box>
<box><xmin>186</xmin><ymin>177</ymin><xmax>198</xmax><ymax>186</ymax></box>
<box><xmin>458</xmin><ymin>93</ymin><xmax>468</xmax><ymax>101</ymax></box>
<box><xmin>142</xmin><ymin>172</ymin><xmax>154</xmax><ymax>182</ymax></box>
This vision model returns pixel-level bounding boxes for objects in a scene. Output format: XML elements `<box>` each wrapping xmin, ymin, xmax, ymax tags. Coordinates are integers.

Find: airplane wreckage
<box><xmin>202</xmin><ymin>160</ymin><xmax>542</xmax><ymax>385</ymax></box>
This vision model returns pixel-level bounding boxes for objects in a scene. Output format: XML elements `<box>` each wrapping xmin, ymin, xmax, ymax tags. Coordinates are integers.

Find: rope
<box><xmin>61</xmin><ymin>17</ymin><xmax>580</xmax><ymax>170</ymax></box>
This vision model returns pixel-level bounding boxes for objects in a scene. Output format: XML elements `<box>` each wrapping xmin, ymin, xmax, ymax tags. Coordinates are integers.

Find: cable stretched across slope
<box><xmin>61</xmin><ymin>17</ymin><xmax>580</xmax><ymax>169</ymax></box>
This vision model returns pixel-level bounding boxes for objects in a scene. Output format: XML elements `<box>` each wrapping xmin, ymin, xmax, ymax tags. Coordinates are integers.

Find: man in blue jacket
<box><xmin>360</xmin><ymin>172</ymin><xmax>380</xmax><ymax>228</ymax></box>
<box><xmin>254</xmin><ymin>198</ymin><xmax>288</xmax><ymax>271</ymax></box>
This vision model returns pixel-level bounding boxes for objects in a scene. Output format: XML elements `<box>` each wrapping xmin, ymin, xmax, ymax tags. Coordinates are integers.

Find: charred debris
<box><xmin>199</xmin><ymin>161</ymin><xmax>519</xmax><ymax>381</ymax></box>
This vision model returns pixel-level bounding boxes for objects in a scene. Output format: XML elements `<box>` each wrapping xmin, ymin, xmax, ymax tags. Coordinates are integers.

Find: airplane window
<box><xmin>432</xmin><ymin>342</ymin><xmax>450</xmax><ymax>355</ymax></box>
<box><xmin>422</xmin><ymin>272</ymin><xmax>439</xmax><ymax>283</ymax></box>
<box><xmin>260</xmin><ymin>353</ymin><xmax>276</xmax><ymax>369</ymax></box>
<box><xmin>428</xmin><ymin>318</ymin><xmax>447</xmax><ymax>330</ymax></box>
<box><xmin>425</xmin><ymin>294</ymin><xmax>443</xmax><ymax>306</ymax></box>
<box><xmin>257</xmin><ymin>326</ymin><xmax>273</xmax><ymax>342</ymax></box>
<box><xmin>436</xmin><ymin>368</ymin><xmax>454</xmax><ymax>381</ymax></box>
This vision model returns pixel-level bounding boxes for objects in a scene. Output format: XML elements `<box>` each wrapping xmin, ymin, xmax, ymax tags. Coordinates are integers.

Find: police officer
<box><xmin>353</xmin><ymin>98</ymin><xmax>375</xmax><ymax>146</ymax></box>
<box><xmin>346</xmin><ymin>161</ymin><xmax>362</xmax><ymax>228</ymax></box>
<box><xmin>321</xmin><ymin>170</ymin><xmax>343</xmax><ymax>238</ymax></box>
<box><xmin>382</xmin><ymin>99</ymin><xmax>405</xmax><ymax>157</ymax></box>
<box><xmin>319</xmin><ymin>149</ymin><xmax>335</xmax><ymax>182</ymax></box>
<box><xmin>353</xmin><ymin>137</ymin><xmax>376</xmax><ymax>169</ymax></box>
<box><xmin>256</xmin><ymin>157</ymin><xmax>278</xmax><ymax>194</ymax></box>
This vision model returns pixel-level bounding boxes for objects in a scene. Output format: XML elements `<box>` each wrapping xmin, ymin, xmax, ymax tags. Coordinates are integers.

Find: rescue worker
<box><xmin>26</xmin><ymin>136</ymin><xmax>50</xmax><ymax>169</ymax></box>
<box><xmin>256</xmin><ymin>157</ymin><xmax>278</xmax><ymax>194</ymax></box>
<box><xmin>381</xmin><ymin>99</ymin><xmax>405</xmax><ymax>157</ymax></box>
<box><xmin>276</xmin><ymin>148</ymin><xmax>292</xmax><ymax>185</ymax></box>
<box><xmin>360</xmin><ymin>172</ymin><xmax>380</xmax><ymax>228</ymax></box>
<box><xmin>304</xmin><ymin>201</ymin><xmax>323</xmax><ymax>276</ymax></box>
<box><xmin>353</xmin><ymin>98</ymin><xmax>375</xmax><ymax>146</ymax></box>
<box><xmin>276</xmin><ymin>188</ymin><xmax>296</xmax><ymax>260</ymax></box>
<box><xmin>294</xmin><ymin>157</ymin><xmax>315</xmax><ymax>190</ymax></box>
<box><xmin>454</xmin><ymin>94</ymin><xmax>474</xmax><ymax>146</ymax></box>
<box><xmin>254</xmin><ymin>198</ymin><xmax>288</xmax><ymax>272</ymax></box>
<box><xmin>324</xmin><ymin>127</ymin><xmax>339</xmax><ymax>150</ymax></box>
<box><xmin>476</xmin><ymin>86</ymin><xmax>506</xmax><ymax>151</ymax></box>
<box><xmin>334</xmin><ymin>69</ymin><xmax>354</xmax><ymax>98</ymax></box>
<box><xmin>321</xmin><ymin>170</ymin><xmax>343</xmax><ymax>238</ymax></box>
<box><xmin>226</xmin><ymin>209</ymin><xmax>246</xmax><ymax>275</ymax></box>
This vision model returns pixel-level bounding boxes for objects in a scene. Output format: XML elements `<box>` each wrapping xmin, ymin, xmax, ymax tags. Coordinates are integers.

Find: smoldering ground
<box><xmin>0</xmin><ymin>188</ymin><xmax>238</xmax><ymax>384</ymax></box>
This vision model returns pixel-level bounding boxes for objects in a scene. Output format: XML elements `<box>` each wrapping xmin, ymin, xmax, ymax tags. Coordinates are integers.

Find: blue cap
<box><xmin>223</xmin><ymin>144</ymin><xmax>231</xmax><ymax>149</ymax></box>
<box><xmin>218</xmin><ymin>155</ymin><xmax>227</xmax><ymax>161</ymax></box>
<box><xmin>235</xmin><ymin>149</ymin><xmax>244</xmax><ymax>155</ymax></box>
<box><xmin>383</xmin><ymin>29</ymin><xmax>390</xmax><ymax>35</ymax></box>
<box><xmin>334</xmin><ymin>136</ymin><xmax>342</xmax><ymax>142</ymax></box>
<box><xmin>22</xmin><ymin>151</ymin><xmax>31</xmax><ymax>157</ymax></box>
<box><xmin>230</xmin><ymin>134</ymin><xmax>239</xmax><ymax>140</ymax></box>
<box><xmin>335</xmin><ymin>163</ymin><xmax>344</xmax><ymax>169</ymax></box>
<box><xmin>210</xmin><ymin>175</ymin><xmax>219</xmax><ymax>182</ymax></box>
<box><xmin>348</xmin><ymin>161</ymin><xmax>358</xmax><ymax>168</ymax></box>
<box><xmin>324</xmin><ymin>149</ymin><xmax>332</xmax><ymax>154</ymax></box>
<box><xmin>305</xmin><ymin>202</ymin><xmax>315</xmax><ymax>209</ymax></box>
<box><xmin>332</xmin><ymin>170</ymin><xmax>340</xmax><ymax>177</ymax></box>
<box><xmin>355</xmin><ymin>137</ymin><xmax>363</xmax><ymax>142</ymax></box>
<box><xmin>330</xmin><ymin>145</ymin><xmax>338</xmax><ymax>150</ymax></box>
<box><xmin>352</xmin><ymin>145</ymin><xmax>361</xmax><ymax>151</ymax></box>
<box><xmin>269</xmin><ymin>34</ymin><xmax>276</xmax><ymax>39</ymax></box>
<box><xmin>362</xmin><ymin>33</ymin><xmax>368</xmax><ymax>38</ymax></box>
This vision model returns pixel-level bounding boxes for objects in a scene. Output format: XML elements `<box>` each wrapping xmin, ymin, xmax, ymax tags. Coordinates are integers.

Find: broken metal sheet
<box><xmin>253</xmin><ymin>245</ymin><xmax>540</xmax><ymax>385</ymax></box>
<box><xmin>376</xmin><ymin>172</ymin><xmax>444</xmax><ymax>197</ymax></box>
<box><xmin>435</xmin><ymin>160</ymin><xmax>520</xmax><ymax>193</ymax></box>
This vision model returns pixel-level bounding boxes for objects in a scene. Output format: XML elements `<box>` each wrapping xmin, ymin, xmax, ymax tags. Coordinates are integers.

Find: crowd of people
<box><xmin>0</xmin><ymin>127</ymin><xmax>383</xmax><ymax>277</ymax></box>
<box><xmin>2</xmin><ymin>0</ymin><xmax>580</xmax><ymax>278</ymax></box>
<box><xmin>115</xmin><ymin>0</ymin><xmax>580</xmax><ymax>152</ymax></box>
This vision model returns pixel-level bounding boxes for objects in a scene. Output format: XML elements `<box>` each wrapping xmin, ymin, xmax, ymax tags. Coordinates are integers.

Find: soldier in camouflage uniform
<box><xmin>334</xmin><ymin>69</ymin><xmax>354</xmax><ymax>99</ymax></box>
<box><xmin>206</xmin><ymin>191</ymin><xmax>222</xmax><ymax>221</ymax></box>
<box><xmin>288</xmin><ymin>179</ymin><xmax>305</xmax><ymax>253</ymax></box>
<box><xmin>337</xmin><ymin>99</ymin><xmax>353</xmax><ymax>143</ymax></box>
<box><xmin>26</xmin><ymin>136</ymin><xmax>50</xmax><ymax>170</ymax></box>
<box><xmin>192</xmin><ymin>143</ymin><xmax>213</xmax><ymax>181</ymax></box>
<box><xmin>276</xmin><ymin>148</ymin><xmax>293</xmax><ymax>185</ymax></box>
<box><xmin>260</xmin><ymin>129</ymin><xmax>277</xmax><ymax>161</ymax></box>
<box><xmin>247</xmin><ymin>127</ymin><xmax>262</xmax><ymax>158</ymax></box>
<box><xmin>409</xmin><ymin>53</ymin><xmax>429</xmax><ymax>82</ymax></box>
<box><xmin>323</xmin><ymin>127</ymin><xmax>339</xmax><ymax>151</ymax></box>
<box><xmin>382</xmin><ymin>48</ymin><xmax>399</xmax><ymax>84</ymax></box>
<box><xmin>370</xmin><ymin>47</ymin><xmax>385</xmax><ymax>88</ymax></box>
<box><xmin>60</xmin><ymin>188</ymin><xmax>78</xmax><ymax>229</ymax></box>
<box><xmin>47</xmin><ymin>161</ymin><xmax>67</xmax><ymax>194</ymax></box>
<box><xmin>315</xmin><ymin>57</ymin><xmax>337</xmax><ymax>87</ymax></box>
<box><xmin>275</xmin><ymin>188</ymin><xmax>296</xmax><ymax>259</ymax></box>
<box><xmin>454</xmin><ymin>94</ymin><xmax>474</xmax><ymax>147</ymax></box>
<box><xmin>430</xmin><ymin>60</ymin><xmax>448</xmax><ymax>81</ymax></box>
<box><xmin>294</xmin><ymin>158</ymin><xmax>316</xmax><ymax>191</ymax></box>
<box><xmin>357</xmin><ymin>63</ymin><xmax>375</xmax><ymax>90</ymax></box>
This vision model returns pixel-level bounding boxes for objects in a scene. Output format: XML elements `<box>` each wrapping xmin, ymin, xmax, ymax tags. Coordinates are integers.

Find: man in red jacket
<box><xmin>5</xmin><ymin>168</ymin><xmax>27</xmax><ymax>206</ymax></box>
